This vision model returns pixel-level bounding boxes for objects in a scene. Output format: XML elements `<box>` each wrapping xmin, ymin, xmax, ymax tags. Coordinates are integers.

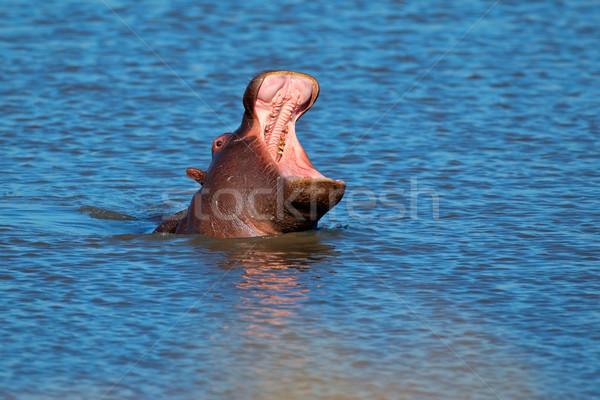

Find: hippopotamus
<box><xmin>154</xmin><ymin>71</ymin><xmax>345</xmax><ymax>238</ymax></box>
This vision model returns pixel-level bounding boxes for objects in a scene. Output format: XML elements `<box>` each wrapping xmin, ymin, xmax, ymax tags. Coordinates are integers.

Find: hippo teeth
<box><xmin>277</xmin><ymin>134</ymin><xmax>286</xmax><ymax>161</ymax></box>
<box><xmin>263</xmin><ymin>94</ymin><xmax>300</xmax><ymax>162</ymax></box>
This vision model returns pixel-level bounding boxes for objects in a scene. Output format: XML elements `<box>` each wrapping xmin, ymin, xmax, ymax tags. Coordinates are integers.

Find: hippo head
<box><xmin>167</xmin><ymin>71</ymin><xmax>345</xmax><ymax>238</ymax></box>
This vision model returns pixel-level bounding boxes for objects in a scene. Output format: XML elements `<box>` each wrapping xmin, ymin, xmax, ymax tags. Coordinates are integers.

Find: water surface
<box><xmin>1</xmin><ymin>0</ymin><xmax>599</xmax><ymax>399</ymax></box>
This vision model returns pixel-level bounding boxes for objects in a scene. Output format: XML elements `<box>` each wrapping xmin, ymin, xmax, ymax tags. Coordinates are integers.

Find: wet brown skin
<box><xmin>154</xmin><ymin>71</ymin><xmax>346</xmax><ymax>238</ymax></box>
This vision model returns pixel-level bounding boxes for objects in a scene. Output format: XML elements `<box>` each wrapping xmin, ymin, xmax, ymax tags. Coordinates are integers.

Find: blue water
<box><xmin>2</xmin><ymin>0</ymin><xmax>599</xmax><ymax>399</ymax></box>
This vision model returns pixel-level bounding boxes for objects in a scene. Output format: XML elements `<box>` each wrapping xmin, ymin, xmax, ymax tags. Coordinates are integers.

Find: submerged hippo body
<box><xmin>155</xmin><ymin>71</ymin><xmax>345</xmax><ymax>238</ymax></box>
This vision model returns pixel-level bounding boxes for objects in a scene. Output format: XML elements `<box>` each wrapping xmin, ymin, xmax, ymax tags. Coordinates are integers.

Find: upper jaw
<box><xmin>243</xmin><ymin>71</ymin><xmax>327</xmax><ymax>180</ymax></box>
<box><xmin>243</xmin><ymin>71</ymin><xmax>319</xmax><ymax>117</ymax></box>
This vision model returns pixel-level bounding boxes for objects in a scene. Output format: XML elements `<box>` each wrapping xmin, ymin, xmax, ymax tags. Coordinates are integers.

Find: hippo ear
<box><xmin>186</xmin><ymin>168</ymin><xmax>207</xmax><ymax>186</ymax></box>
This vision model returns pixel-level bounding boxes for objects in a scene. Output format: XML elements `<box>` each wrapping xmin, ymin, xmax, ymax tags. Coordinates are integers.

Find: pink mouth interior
<box><xmin>254</xmin><ymin>74</ymin><xmax>325</xmax><ymax>179</ymax></box>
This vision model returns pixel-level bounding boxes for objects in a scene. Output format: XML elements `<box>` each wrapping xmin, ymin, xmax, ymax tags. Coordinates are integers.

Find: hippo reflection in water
<box><xmin>155</xmin><ymin>71</ymin><xmax>345</xmax><ymax>238</ymax></box>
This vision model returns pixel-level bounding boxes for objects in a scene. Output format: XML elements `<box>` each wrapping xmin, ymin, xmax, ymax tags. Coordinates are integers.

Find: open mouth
<box><xmin>252</xmin><ymin>71</ymin><xmax>326</xmax><ymax>179</ymax></box>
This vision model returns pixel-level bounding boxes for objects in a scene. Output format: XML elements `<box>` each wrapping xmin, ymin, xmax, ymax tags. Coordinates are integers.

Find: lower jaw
<box><xmin>269</xmin><ymin>140</ymin><xmax>326</xmax><ymax>179</ymax></box>
<box><xmin>278</xmin><ymin>161</ymin><xmax>325</xmax><ymax>179</ymax></box>
<box><xmin>279</xmin><ymin>177</ymin><xmax>346</xmax><ymax>222</ymax></box>
<box><xmin>283</xmin><ymin>176</ymin><xmax>346</xmax><ymax>188</ymax></box>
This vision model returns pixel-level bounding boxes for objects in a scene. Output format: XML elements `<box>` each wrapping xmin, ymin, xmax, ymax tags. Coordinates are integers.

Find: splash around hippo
<box><xmin>154</xmin><ymin>71</ymin><xmax>346</xmax><ymax>238</ymax></box>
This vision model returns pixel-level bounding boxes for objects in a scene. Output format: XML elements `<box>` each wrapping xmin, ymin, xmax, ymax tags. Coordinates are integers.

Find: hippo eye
<box><xmin>212</xmin><ymin>133</ymin><xmax>231</xmax><ymax>157</ymax></box>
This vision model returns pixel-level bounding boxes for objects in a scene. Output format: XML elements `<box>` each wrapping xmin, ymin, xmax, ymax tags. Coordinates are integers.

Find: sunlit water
<box><xmin>1</xmin><ymin>1</ymin><xmax>599</xmax><ymax>399</ymax></box>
